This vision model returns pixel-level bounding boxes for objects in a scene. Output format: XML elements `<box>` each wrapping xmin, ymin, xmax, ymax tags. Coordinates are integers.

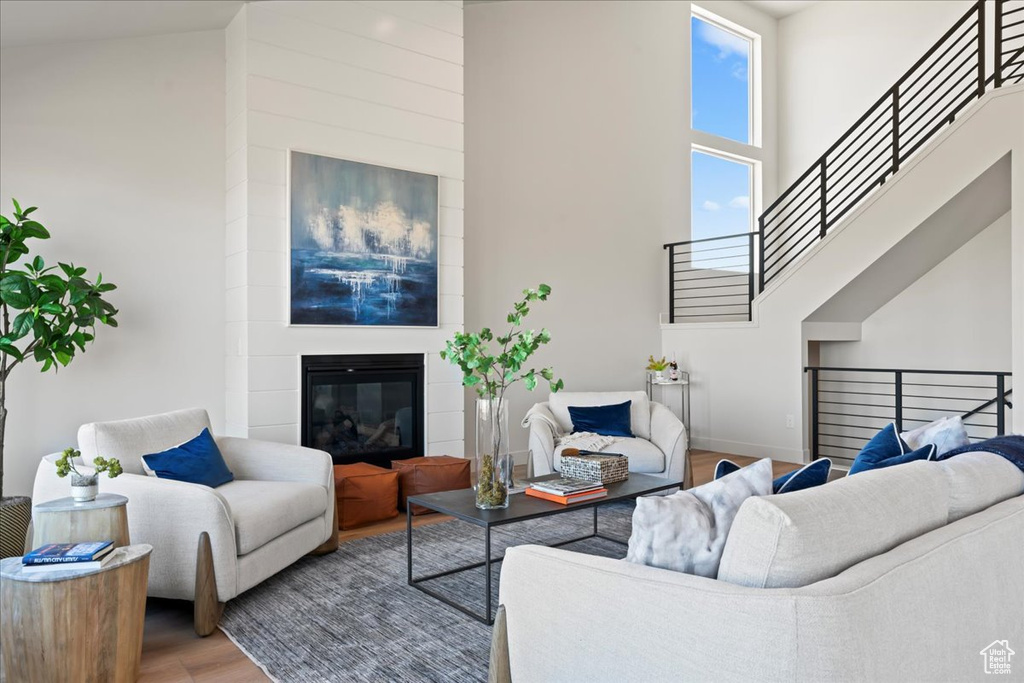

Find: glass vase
<box><xmin>475</xmin><ymin>397</ymin><xmax>511</xmax><ymax>509</ymax></box>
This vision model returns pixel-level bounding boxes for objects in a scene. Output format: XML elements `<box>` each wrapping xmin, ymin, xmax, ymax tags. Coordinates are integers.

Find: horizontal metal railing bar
<box><xmin>819</xmin><ymin>422</ymin><xmax>884</xmax><ymax>430</ymax></box>
<box><xmin>763</xmin><ymin>215</ymin><xmax>819</xmax><ymax>265</ymax></box>
<box><xmin>898</xmin><ymin>81</ymin><xmax>977</xmax><ymax>151</ymax></box>
<box><xmin>824</xmin><ymin>146</ymin><xmax>893</xmax><ymax>210</ymax></box>
<box><xmin>824</xmin><ymin>104</ymin><xmax>894</xmax><ymax>172</ymax></box>
<box><xmin>903</xmin><ymin>404</ymin><xmax>984</xmax><ymax>413</ymax></box>
<box><xmin>1006</xmin><ymin>5</ymin><xmax>1024</xmax><ymax>17</ymax></box>
<box><xmin>762</xmin><ymin>173</ymin><xmax>819</xmax><ymax>224</ymax></box>
<box><xmin>674</xmin><ymin>302</ymin><xmax>748</xmax><ymax>310</ymax></box>
<box><xmin>902</xmin><ymin>393</ymin><xmax>996</xmax><ymax>400</ymax></box>
<box><xmin>763</xmin><ymin>207</ymin><xmax>819</xmax><ymax>256</ymax></box>
<box><xmin>902</xmin><ymin>382</ymin><xmax>995</xmax><ymax>389</ymax></box>
<box><xmin>899</xmin><ymin>49</ymin><xmax>979</xmax><ymax>123</ymax></box>
<box><xmin>963</xmin><ymin>423</ymin><xmax>1000</xmax><ymax>429</ymax></box>
<box><xmin>825</xmin><ymin>120</ymin><xmax>894</xmax><ymax>188</ymax></box>
<box><xmin>819</xmin><ymin>432</ymin><xmax>877</xmax><ymax>441</ymax></box>
<box><xmin>670</xmin><ymin>312</ymin><xmax>751</xmax><ymax>318</ymax></box>
<box><xmin>761</xmin><ymin>159</ymin><xmax>823</xmax><ymax>218</ymax></box>
<box><xmin>817</xmin><ymin>378</ymin><xmax>895</xmax><ymax>385</ymax></box>
<box><xmin>663</xmin><ymin>232</ymin><xmax>752</xmax><ymax>249</ymax></box>
<box><xmin>816</xmin><ymin>443</ymin><xmax>861</xmax><ymax>451</ymax></box>
<box><xmin>763</xmin><ymin>182</ymin><xmax>821</xmax><ymax>240</ymax></box>
<box><xmin>898</xmin><ymin>19</ymin><xmax>978</xmax><ymax>99</ymax></box>
<box><xmin>899</xmin><ymin>68</ymin><xmax>979</xmax><ymax>138</ymax></box>
<box><xmin>818</xmin><ymin>389</ymin><xmax>897</xmax><ymax>396</ymax></box>
<box><xmin>673</xmin><ymin>243</ymin><xmax>750</xmax><ymax>257</ymax></box>
<box><xmin>671</xmin><ymin>281</ymin><xmax>749</xmax><ymax>292</ymax></box>
<box><xmin>825</xmin><ymin>167</ymin><xmax>891</xmax><ymax>231</ymax></box>
<box><xmin>1005</xmin><ymin>61</ymin><xmax>1024</xmax><ymax>79</ymax></box>
<box><xmin>767</xmin><ymin>228</ymin><xmax>826</xmax><ymax>279</ymax></box>
<box><xmin>674</xmin><ymin>292</ymin><xmax>750</xmax><ymax>301</ymax></box>
<box><xmin>819</xmin><ymin>400</ymin><xmax>896</xmax><ymax>408</ymax></box>
<box><xmin>1003</xmin><ymin>17</ymin><xmax>1024</xmax><ymax>30</ymax></box>
<box><xmin>819</xmin><ymin>411</ymin><xmax>893</xmax><ymax>419</ymax></box>
<box><xmin>674</xmin><ymin>253</ymin><xmax>749</xmax><ymax>266</ymax></box>
<box><xmin>808</xmin><ymin>367</ymin><xmax>1011</xmax><ymax>376</ymax></box>
<box><xmin>672</xmin><ymin>272</ymin><xmax>748</xmax><ymax>283</ymax></box>
<box><xmin>899</xmin><ymin>86</ymin><xmax>981</xmax><ymax>160</ymax></box>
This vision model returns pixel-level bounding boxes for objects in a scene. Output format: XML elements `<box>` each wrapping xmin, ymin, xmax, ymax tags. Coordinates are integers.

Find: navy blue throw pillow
<box><xmin>567</xmin><ymin>401</ymin><xmax>633</xmax><ymax>438</ymax></box>
<box><xmin>716</xmin><ymin>458</ymin><xmax>832</xmax><ymax>494</ymax></box>
<box><xmin>773</xmin><ymin>458</ymin><xmax>832</xmax><ymax>493</ymax></box>
<box><xmin>142</xmin><ymin>428</ymin><xmax>234</xmax><ymax>488</ymax></box>
<box><xmin>849</xmin><ymin>423</ymin><xmax>934</xmax><ymax>475</ymax></box>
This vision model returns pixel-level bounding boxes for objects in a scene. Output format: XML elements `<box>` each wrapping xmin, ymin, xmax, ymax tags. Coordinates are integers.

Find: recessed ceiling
<box><xmin>744</xmin><ymin>1</ymin><xmax>818</xmax><ymax>19</ymax></box>
<box><xmin>0</xmin><ymin>0</ymin><xmax>245</xmax><ymax>49</ymax></box>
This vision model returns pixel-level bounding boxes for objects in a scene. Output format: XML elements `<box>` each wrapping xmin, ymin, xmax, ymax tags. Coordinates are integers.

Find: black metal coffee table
<box><xmin>406</xmin><ymin>473</ymin><xmax>682</xmax><ymax>624</ymax></box>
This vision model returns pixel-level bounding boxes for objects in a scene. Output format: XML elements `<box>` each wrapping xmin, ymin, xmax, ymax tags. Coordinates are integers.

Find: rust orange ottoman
<box><xmin>391</xmin><ymin>456</ymin><xmax>471</xmax><ymax>515</ymax></box>
<box><xmin>333</xmin><ymin>463</ymin><xmax>399</xmax><ymax>530</ymax></box>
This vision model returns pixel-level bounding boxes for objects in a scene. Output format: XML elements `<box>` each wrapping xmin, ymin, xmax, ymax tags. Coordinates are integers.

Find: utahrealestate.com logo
<box><xmin>980</xmin><ymin>640</ymin><xmax>1015</xmax><ymax>675</ymax></box>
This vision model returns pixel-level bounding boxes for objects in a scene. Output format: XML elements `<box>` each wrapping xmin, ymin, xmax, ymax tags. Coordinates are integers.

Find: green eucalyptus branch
<box><xmin>54</xmin><ymin>447</ymin><xmax>123</xmax><ymax>479</ymax></box>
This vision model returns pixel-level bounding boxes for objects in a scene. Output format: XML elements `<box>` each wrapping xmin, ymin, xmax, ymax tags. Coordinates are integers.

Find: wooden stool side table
<box><xmin>0</xmin><ymin>544</ymin><xmax>152</xmax><ymax>683</ymax></box>
<box><xmin>31</xmin><ymin>493</ymin><xmax>131</xmax><ymax>550</ymax></box>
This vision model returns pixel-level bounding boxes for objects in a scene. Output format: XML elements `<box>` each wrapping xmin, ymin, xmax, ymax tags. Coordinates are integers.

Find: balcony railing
<box><xmin>805</xmin><ymin>366</ymin><xmax>1013</xmax><ymax>465</ymax></box>
<box><xmin>663</xmin><ymin>232</ymin><xmax>755</xmax><ymax>323</ymax></box>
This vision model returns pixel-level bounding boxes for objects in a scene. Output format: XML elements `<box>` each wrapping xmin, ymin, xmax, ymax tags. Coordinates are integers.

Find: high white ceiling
<box><xmin>744</xmin><ymin>1</ymin><xmax>818</xmax><ymax>19</ymax></box>
<box><xmin>0</xmin><ymin>0</ymin><xmax>244</xmax><ymax>49</ymax></box>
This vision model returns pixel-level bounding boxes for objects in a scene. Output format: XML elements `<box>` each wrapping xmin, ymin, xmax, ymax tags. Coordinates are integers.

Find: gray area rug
<box><xmin>220</xmin><ymin>501</ymin><xmax>635</xmax><ymax>682</ymax></box>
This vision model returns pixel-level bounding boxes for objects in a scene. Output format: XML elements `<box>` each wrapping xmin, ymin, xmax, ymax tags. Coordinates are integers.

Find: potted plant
<box><xmin>0</xmin><ymin>200</ymin><xmax>118</xmax><ymax>556</ymax></box>
<box><xmin>442</xmin><ymin>284</ymin><xmax>563</xmax><ymax>509</ymax></box>
<box><xmin>53</xmin><ymin>448</ymin><xmax>122</xmax><ymax>502</ymax></box>
<box><xmin>647</xmin><ymin>355</ymin><xmax>669</xmax><ymax>381</ymax></box>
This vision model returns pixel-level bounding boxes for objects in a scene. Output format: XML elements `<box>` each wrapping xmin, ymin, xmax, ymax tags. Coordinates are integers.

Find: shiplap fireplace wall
<box><xmin>223</xmin><ymin>1</ymin><xmax>466</xmax><ymax>457</ymax></box>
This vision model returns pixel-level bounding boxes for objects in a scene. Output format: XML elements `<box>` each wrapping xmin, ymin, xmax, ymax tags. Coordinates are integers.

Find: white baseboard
<box><xmin>690</xmin><ymin>437</ymin><xmax>805</xmax><ymax>464</ymax></box>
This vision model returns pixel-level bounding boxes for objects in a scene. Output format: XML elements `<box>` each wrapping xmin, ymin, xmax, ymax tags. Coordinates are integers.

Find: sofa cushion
<box><xmin>717</xmin><ymin>461</ymin><xmax>949</xmax><ymax>588</ymax></box>
<box><xmin>217</xmin><ymin>480</ymin><xmax>328</xmax><ymax>555</ymax></box>
<box><xmin>849</xmin><ymin>422</ymin><xmax>935</xmax><ymax>475</ymax></box>
<box><xmin>548</xmin><ymin>391</ymin><xmax>651</xmax><ymax>440</ymax></box>
<box><xmin>900</xmin><ymin>415</ymin><xmax>970</xmax><ymax>455</ymax></box>
<box><xmin>555</xmin><ymin>438</ymin><xmax>664</xmax><ymax>473</ymax></box>
<box><xmin>626</xmin><ymin>458</ymin><xmax>772</xmax><ymax>577</ymax></box>
<box><xmin>78</xmin><ymin>408</ymin><xmax>213</xmax><ymax>475</ymax></box>
<box><xmin>936</xmin><ymin>451</ymin><xmax>1024</xmax><ymax>523</ymax></box>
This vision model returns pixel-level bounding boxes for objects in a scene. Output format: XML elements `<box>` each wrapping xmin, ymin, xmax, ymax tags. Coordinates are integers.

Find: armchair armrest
<box><xmin>650</xmin><ymin>401</ymin><xmax>687</xmax><ymax>484</ymax></box>
<box><xmin>498</xmin><ymin>545</ymin><xmax>797</xmax><ymax>682</ymax></box>
<box><xmin>524</xmin><ymin>402</ymin><xmax>558</xmax><ymax>476</ymax></box>
<box><xmin>32</xmin><ymin>454</ymin><xmax>238</xmax><ymax>601</ymax></box>
<box><xmin>215</xmin><ymin>437</ymin><xmax>333</xmax><ymax>490</ymax></box>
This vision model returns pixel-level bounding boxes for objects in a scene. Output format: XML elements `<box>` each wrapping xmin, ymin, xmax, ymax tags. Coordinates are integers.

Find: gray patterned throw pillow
<box><xmin>625</xmin><ymin>458</ymin><xmax>773</xmax><ymax>577</ymax></box>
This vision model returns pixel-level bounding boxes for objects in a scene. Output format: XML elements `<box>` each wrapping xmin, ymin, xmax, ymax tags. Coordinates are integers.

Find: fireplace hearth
<box><xmin>301</xmin><ymin>354</ymin><xmax>424</xmax><ymax>468</ymax></box>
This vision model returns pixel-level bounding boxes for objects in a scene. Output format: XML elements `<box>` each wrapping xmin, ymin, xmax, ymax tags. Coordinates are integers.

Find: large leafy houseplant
<box><xmin>441</xmin><ymin>284</ymin><xmax>563</xmax><ymax>508</ymax></box>
<box><xmin>0</xmin><ymin>200</ymin><xmax>119</xmax><ymax>504</ymax></box>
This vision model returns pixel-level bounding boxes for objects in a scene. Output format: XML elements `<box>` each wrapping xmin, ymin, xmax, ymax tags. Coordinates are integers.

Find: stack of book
<box><xmin>525</xmin><ymin>477</ymin><xmax>608</xmax><ymax>505</ymax></box>
<box><xmin>21</xmin><ymin>541</ymin><xmax>117</xmax><ymax>573</ymax></box>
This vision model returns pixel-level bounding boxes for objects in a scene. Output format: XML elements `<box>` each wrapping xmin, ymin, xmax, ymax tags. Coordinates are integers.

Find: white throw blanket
<box><xmin>521</xmin><ymin>404</ymin><xmax>621</xmax><ymax>453</ymax></box>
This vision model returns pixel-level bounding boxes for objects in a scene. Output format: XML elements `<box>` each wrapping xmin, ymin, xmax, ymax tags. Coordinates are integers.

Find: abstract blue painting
<box><xmin>290</xmin><ymin>151</ymin><xmax>439</xmax><ymax>326</ymax></box>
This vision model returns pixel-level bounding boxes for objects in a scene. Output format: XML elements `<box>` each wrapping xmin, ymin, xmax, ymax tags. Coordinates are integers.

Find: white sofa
<box><xmin>493</xmin><ymin>451</ymin><xmax>1024</xmax><ymax>682</ymax></box>
<box><xmin>525</xmin><ymin>391</ymin><xmax>689</xmax><ymax>487</ymax></box>
<box><xmin>32</xmin><ymin>408</ymin><xmax>336</xmax><ymax>635</ymax></box>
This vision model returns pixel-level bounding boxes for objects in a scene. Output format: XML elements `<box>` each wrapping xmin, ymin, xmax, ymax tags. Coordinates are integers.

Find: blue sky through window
<box><xmin>691</xmin><ymin>150</ymin><xmax>751</xmax><ymax>269</ymax></box>
<box><xmin>691</xmin><ymin>15</ymin><xmax>750</xmax><ymax>143</ymax></box>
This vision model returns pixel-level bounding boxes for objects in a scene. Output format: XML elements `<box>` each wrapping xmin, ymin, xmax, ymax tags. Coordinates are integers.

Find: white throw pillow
<box><xmin>625</xmin><ymin>458</ymin><xmax>773</xmax><ymax>577</ymax></box>
<box><xmin>900</xmin><ymin>415</ymin><xmax>970</xmax><ymax>455</ymax></box>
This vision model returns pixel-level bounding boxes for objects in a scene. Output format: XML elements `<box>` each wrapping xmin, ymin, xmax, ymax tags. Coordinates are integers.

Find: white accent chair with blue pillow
<box><xmin>31</xmin><ymin>408</ymin><xmax>337</xmax><ymax>636</ymax></box>
<box><xmin>525</xmin><ymin>391</ymin><xmax>690</xmax><ymax>488</ymax></box>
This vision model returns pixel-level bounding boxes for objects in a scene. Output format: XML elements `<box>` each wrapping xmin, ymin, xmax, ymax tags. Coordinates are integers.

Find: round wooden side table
<box><xmin>31</xmin><ymin>493</ymin><xmax>130</xmax><ymax>549</ymax></box>
<box><xmin>0</xmin><ymin>544</ymin><xmax>152</xmax><ymax>683</ymax></box>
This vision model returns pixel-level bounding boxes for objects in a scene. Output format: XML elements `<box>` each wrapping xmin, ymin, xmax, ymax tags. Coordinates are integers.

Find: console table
<box><xmin>31</xmin><ymin>493</ymin><xmax>130</xmax><ymax>549</ymax></box>
<box><xmin>0</xmin><ymin>544</ymin><xmax>152</xmax><ymax>682</ymax></box>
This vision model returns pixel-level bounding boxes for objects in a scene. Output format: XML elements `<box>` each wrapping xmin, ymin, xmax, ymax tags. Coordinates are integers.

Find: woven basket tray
<box><xmin>560</xmin><ymin>453</ymin><xmax>629</xmax><ymax>484</ymax></box>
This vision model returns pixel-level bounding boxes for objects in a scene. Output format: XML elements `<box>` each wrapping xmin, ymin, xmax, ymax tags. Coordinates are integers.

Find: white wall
<box><xmin>224</xmin><ymin>1</ymin><xmax>466</xmax><ymax>453</ymax></box>
<box><xmin>0</xmin><ymin>31</ymin><xmax>226</xmax><ymax>496</ymax></box>
<box><xmin>465</xmin><ymin>0</ymin><xmax>776</xmax><ymax>462</ymax></box>
<box><xmin>819</xmin><ymin>214</ymin><xmax>1012</xmax><ymax>370</ymax></box>
<box><xmin>777</xmin><ymin>0</ymin><xmax>973</xmax><ymax>186</ymax></box>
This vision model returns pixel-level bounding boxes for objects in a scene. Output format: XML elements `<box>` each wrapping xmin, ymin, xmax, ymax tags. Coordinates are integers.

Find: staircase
<box><xmin>665</xmin><ymin>0</ymin><xmax>1024</xmax><ymax>324</ymax></box>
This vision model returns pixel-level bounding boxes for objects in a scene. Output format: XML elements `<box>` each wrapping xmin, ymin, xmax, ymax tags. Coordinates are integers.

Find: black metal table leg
<box><xmin>406</xmin><ymin>506</ymin><xmax>413</xmax><ymax>585</ymax></box>
<box><xmin>485</xmin><ymin>525</ymin><xmax>492</xmax><ymax>625</ymax></box>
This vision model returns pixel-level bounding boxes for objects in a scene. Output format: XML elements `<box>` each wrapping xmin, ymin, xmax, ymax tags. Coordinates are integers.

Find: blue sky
<box><xmin>691</xmin><ymin>16</ymin><xmax>752</xmax><ymax>250</ymax></box>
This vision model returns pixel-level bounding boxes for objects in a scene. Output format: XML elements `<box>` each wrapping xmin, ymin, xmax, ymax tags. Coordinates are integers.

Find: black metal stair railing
<box><xmin>805</xmin><ymin>366</ymin><xmax>1013</xmax><ymax>464</ymax></box>
<box><xmin>665</xmin><ymin>1</ymin><xmax>1023</xmax><ymax>323</ymax></box>
<box><xmin>663</xmin><ymin>232</ymin><xmax>756</xmax><ymax>323</ymax></box>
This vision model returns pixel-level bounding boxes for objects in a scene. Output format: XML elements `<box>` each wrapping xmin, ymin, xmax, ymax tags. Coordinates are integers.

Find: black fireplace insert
<box><xmin>301</xmin><ymin>354</ymin><xmax>425</xmax><ymax>468</ymax></box>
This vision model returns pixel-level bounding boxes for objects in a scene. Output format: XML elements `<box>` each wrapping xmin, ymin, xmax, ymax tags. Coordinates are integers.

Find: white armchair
<box><xmin>524</xmin><ymin>391</ymin><xmax>690</xmax><ymax>488</ymax></box>
<box><xmin>32</xmin><ymin>408</ymin><xmax>337</xmax><ymax>635</ymax></box>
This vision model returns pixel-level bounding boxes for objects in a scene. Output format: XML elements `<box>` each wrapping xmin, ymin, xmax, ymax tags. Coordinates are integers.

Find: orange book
<box><xmin>525</xmin><ymin>487</ymin><xmax>608</xmax><ymax>505</ymax></box>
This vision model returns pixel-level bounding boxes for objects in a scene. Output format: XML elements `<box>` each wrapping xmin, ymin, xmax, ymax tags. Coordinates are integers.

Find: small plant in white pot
<box><xmin>647</xmin><ymin>355</ymin><xmax>669</xmax><ymax>381</ymax></box>
<box><xmin>54</xmin><ymin>448</ymin><xmax>122</xmax><ymax>502</ymax></box>
<box><xmin>0</xmin><ymin>200</ymin><xmax>119</xmax><ymax>555</ymax></box>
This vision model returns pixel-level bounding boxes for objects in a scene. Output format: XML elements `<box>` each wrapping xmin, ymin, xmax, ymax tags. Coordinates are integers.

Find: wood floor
<box><xmin>137</xmin><ymin>451</ymin><xmax>800</xmax><ymax>682</ymax></box>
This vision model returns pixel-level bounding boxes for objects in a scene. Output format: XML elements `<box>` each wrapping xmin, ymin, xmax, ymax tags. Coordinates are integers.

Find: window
<box><xmin>689</xmin><ymin>8</ymin><xmax>760</xmax><ymax>266</ymax></box>
<box><xmin>691</xmin><ymin>15</ymin><xmax>751</xmax><ymax>144</ymax></box>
